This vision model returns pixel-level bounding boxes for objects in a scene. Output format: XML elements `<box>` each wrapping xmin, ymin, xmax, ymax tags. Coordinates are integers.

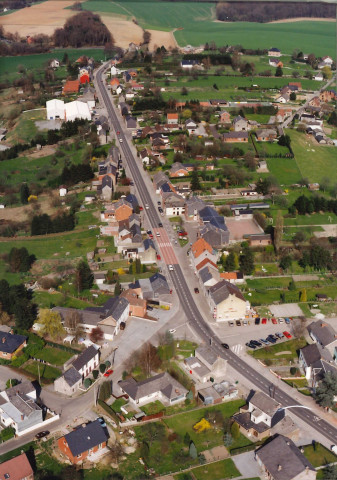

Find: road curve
<box><xmin>96</xmin><ymin>64</ymin><xmax>337</xmax><ymax>445</ymax></box>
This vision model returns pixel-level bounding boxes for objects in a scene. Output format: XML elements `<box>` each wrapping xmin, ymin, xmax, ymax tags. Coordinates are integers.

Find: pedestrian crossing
<box><xmin>231</xmin><ymin>344</ymin><xmax>243</xmax><ymax>355</ymax></box>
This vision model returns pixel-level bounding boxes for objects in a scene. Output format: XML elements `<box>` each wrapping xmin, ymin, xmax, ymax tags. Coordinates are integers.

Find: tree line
<box><xmin>291</xmin><ymin>195</ymin><xmax>337</xmax><ymax>216</ymax></box>
<box><xmin>31</xmin><ymin>213</ymin><xmax>75</xmax><ymax>236</ymax></box>
<box><xmin>0</xmin><ymin>280</ymin><xmax>37</xmax><ymax>331</ymax></box>
<box><xmin>60</xmin><ymin>164</ymin><xmax>94</xmax><ymax>186</ymax></box>
<box><xmin>216</xmin><ymin>2</ymin><xmax>335</xmax><ymax>22</ymax></box>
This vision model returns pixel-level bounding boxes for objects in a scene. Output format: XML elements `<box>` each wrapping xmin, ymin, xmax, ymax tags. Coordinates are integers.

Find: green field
<box><xmin>5</xmin><ymin>109</ymin><xmax>46</xmax><ymax>144</ymax></box>
<box><xmin>289</xmin><ymin>130</ymin><xmax>337</xmax><ymax>184</ymax></box>
<box><xmin>266</xmin><ymin>157</ymin><xmax>303</xmax><ymax>186</ymax></box>
<box><xmin>0</xmin><ymin>48</ymin><xmax>104</xmax><ymax>82</ymax></box>
<box><xmin>188</xmin><ymin>458</ymin><xmax>240</xmax><ymax>480</ymax></box>
<box><xmin>83</xmin><ymin>1</ymin><xmax>336</xmax><ymax>56</ymax></box>
<box><xmin>23</xmin><ymin>361</ymin><xmax>61</xmax><ymax>381</ymax></box>
<box><xmin>34</xmin><ymin>346</ymin><xmax>73</xmax><ymax>366</ymax></box>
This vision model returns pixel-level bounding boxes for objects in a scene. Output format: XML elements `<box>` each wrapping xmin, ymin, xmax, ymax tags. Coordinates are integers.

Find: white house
<box><xmin>314</xmin><ymin>72</ymin><xmax>324</xmax><ymax>81</ymax></box>
<box><xmin>119</xmin><ymin>372</ymin><xmax>188</xmax><ymax>406</ymax></box>
<box><xmin>111</xmin><ymin>65</ymin><xmax>117</xmax><ymax>76</ymax></box>
<box><xmin>46</xmin><ymin>99</ymin><xmax>65</xmax><ymax>120</ymax></box>
<box><xmin>208</xmin><ymin>279</ymin><xmax>247</xmax><ymax>322</ymax></box>
<box><xmin>59</xmin><ymin>186</ymin><xmax>67</xmax><ymax>197</ymax></box>
<box><xmin>184</xmin><ymin>346</ymin><xmax>227</xmax><ymax>383</ymax></box>
<box><xmin>50</xmin><ymin>59</ymin><xmax>60</xmax><ymax>68</ymax></box>
<box><xmin>65</xmin><ymin>101</ymin><xmax>91</xmax><ymax>122</ymax></box>
<box><xmin>71</xmin><ymin>345</ymin><xmax>100</xmax><ymax>379</ymax></box>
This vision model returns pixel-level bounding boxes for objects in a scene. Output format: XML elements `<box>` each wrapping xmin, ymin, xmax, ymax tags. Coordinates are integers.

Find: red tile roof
<box><xmin>63</xmin><ymin>80</ymin><xmax>80</xmax><ymax>94</ymax></box>
<box><xmin>0</xmin><ymin>453</ymin><xmax>33</xmax><ymax>480</ymax></box>
<box><xmin>191</xmin><ymin>238</ymin><xmax>213</xmax><ymax>258</ymax></box>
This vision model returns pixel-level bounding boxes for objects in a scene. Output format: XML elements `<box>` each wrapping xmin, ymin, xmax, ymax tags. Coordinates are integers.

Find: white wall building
<box><xmin>65</xmin><ymin>101</ymin><xmax>91</xmax><ymax>122</ymax></box>
<box><xmin>46</xmin><ymin>99</ymin><xmax>65</xmax><ymax>120</ymax></box>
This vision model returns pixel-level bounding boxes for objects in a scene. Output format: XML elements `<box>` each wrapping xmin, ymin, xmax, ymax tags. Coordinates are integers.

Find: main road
<box><xmin>96</xmin><ymin>63</ymin><xmax>337</xmax><ymax>445</ymax></box>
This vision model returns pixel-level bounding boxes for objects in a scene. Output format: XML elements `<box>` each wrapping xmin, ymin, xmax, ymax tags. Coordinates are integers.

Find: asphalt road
<box><xmin>96</xmin><ymin>63</ymin><xmax>337</xmax><ymax>446</ymax></box>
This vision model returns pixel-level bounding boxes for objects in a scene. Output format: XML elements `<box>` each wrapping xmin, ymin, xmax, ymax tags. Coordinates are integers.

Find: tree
<box><xmin>275</xmin><ymin>66</ymin><xmax>283</xmax><ymax>77</ymax></box>
<box><xmin>279</xmin><ymin>255</ymin><xmax>292</xmax><ymax>271</ymax></box>
<box><xmin>20</xmin><ymin>183</ymin><xmax>30</xmax><ymax>205</ymax></box>
<box><xmin>224</xmin><ymin>252</ymin><xmax>236</xmax><ymax>272</ymax></box>
<box><xmin>90</xmin><ymin>327</ymin><xmax>104</xmax><ymax>343</ymax></box>
<box><xmin>299</xmin><ymin>289</ymin><xmax>307</xmax><ymax>302</ymax></box>
<box><xmin>139</xmin><ymin>422</ymin><xmax>165</xmax><ymax>447</ymax></box>
<box><xmin>38</xmin><ymin>309</ymin><xmax>65</xmax><ymax>339</ymax></box>
<box><xmin>223</xmin><ymin>432</ymin><xmax>233</xmax><ymax>446</ymax></box>
<box><xmin>288</xmin><ymin>279</ymin><xmax>297</xmax><ymax>291</ymax></box>
<box><xmin>230</xmin><ymin>422</ymin><xmax>240</xmax><ymax>440</ymax></box>
<box><xmin>64</xmin><ymin>310</ymin><xmax>81</xmax><ymax>331</ymax></box>
<box><xmin>99</xmin><ymin>363</ymin><xmax>107</xmax><ymax>374</ymax></box>
<box><xmin>140</xmin><ymin>441</ymin><xmax>150</xmax><ymax>462</ymax></box>
<box><xmin>190</xmin><ymin>169</ymin><xmax>202</xmax><ymax>191</ymax></box>
<box><xmin>137</xmin><ymin>342</ymin><xmax>162</xmax><ymax>377</ymax></box>
<box><xmin>292</xmin><ymin>231</ymin><xmax>306</xmax><ymax>246</ymax></box>
<box><xmin>189</xmin><ymin>441</ymin><xmax>197</xmax><ymax>459</ymax></box>
<box><xmin>6</xmin><ymin>379</ymin><xmax>19</xmax><ymax>389</ymax></box>
<box><xmin>273</xmin><ymin>210</ymin><xmax>283</xmax><ymax>253</ymax></box>
<box><xmin>256</xmin><ymin>178</ymin><xmax>271</xmax><ymax>195</ymax></box>
<box><xmin>75</xmin><ymin>261</ymin><xmax>93</xmax><ymax>293</ymax></box>
<box><xmin>290</xmin><ymin>92</ymin><xmax>296</xmax><ymax>101</ymax></box>
<box><xmin>322</xmin><ymin>465</ymin><xmax>337</xmax><ymax>480</ymax></box>
<box><xmin>184</xmin><ymin>432</ymin><xmax>191</xmax><ymax>445</ymax></box>
<box><xmin>315</xmin><ymin>372</ymin><xmax>337</xmax><ymax>408</ymax></box>
<box><xmin>239</xmin><ymin>246</ymin><xmax>254</xmax><ymax>275</ymax></box>
<box><xmin>322</xmin><ymin>66</ymin><xmax>332</xmax><ymax>79</ymax></box>
<box><xmin>114</xmin><ymin>279</ymin><xmax>121</xmax><ymax>296</ymax></box>
<box><xmin>8</xmin><ymin>247</ymin><xmax>35</xmax><ymax>273</ymax></box>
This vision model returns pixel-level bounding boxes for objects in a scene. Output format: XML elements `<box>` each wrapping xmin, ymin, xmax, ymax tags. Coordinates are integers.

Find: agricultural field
<box><xmin>82</xmin><ymin>1</ymin><xmax>336</xmax><ymax>56</ymax></box>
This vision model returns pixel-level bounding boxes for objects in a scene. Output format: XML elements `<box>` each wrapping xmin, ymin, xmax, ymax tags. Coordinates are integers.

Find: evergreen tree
<box><xmin>279</xmin><ymin>255</ymin><xmax>292</xmax><ymax>271</ymax></box>
<box><xmin>184</xmin><ymin>432</ymin><xmax>191</xmax><ymax>445</ymax></box>
<box><xmin>224</xmin><ymin>252</ymin><xmax>236</xmax><ymax>271</ymax></box>
<box><xmin>315</xmin><ymin>372</ymin><xmax>337</xmax><ymax>408</ymax></box>
<box><xmin>189</xmin><ymin>441</ymin><xmax>197</xmax><ymax>459</ymax></box>
<box><xmin>230</xmin><ymin>422</ymin><xmax>240</xmax><ymax>440</ymax></box>
<box><xmin>8</xmin><ymin>247</ymin><xmax>35</xmax><ymax>273</ymax></box>
<box><xmin>114</xmin><ymin>279</ymin><xmax>121</xmax><ymax>296</ymax></box>
<box><xmin>190</xmin><ymin>169</ymin><xmax>202</xmax><ymax>191</ymax></box>
<box><xmin>239</xmin><ymin>246</ymin><xmax>254</xmax><ymax>275</ymax></box>
<box><xmin>20</xmin><ymin>183</ymin><xmax>30</xmax><ymax>205</ymax></box>
<box><xmin>75</xmin><ymin>261</ymin><xmax>93</xmax><ymax>293</ymax></box>
<box><xmin>275</xmin><ymin>66</ymin><xmax>283</xmax><ymax>77</ymax></box>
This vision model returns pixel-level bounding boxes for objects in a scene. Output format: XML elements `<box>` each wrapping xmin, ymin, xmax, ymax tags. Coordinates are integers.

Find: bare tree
<box><xmin>292</xmin><ymin>317</ymin><xmax>306</xmax><ymax>339</ymax></box>
<box><xmin>65</xmin><ymin>310</ymin><xmax>81</xmax><ymax>331</ymax></box>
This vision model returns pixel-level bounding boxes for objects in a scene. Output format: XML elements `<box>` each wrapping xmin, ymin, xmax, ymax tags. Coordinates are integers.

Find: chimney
<box><xmin>21</xmin><ymin>414</ymin><xmax>24</xmax><ymax>420</ymax></box>
<box><xmin>2</xmin><ymin>337</ymin><xmax>5</xmax><ymax>343</ymax></box>
<box><xmin>278</xmin><ymin>465</ymin><xmax>282</xmax><ymax>471</ymax></box>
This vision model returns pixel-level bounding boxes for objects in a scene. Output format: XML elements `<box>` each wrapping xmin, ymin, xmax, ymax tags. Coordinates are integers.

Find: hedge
<box><xmin>97</xmin><ymin>400</ymin><xmax>119</xmax><ymax>425</ymax></box>
<box><xmin>46</xmin><ymin>340</ymin><xmax>80</xmax><ymax>354</ymax></box>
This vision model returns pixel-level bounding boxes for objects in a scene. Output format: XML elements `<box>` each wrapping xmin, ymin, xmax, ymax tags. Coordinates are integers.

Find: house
<box><xmin>185</xmin><ymin>196</ymin><xmax>206</xmax><ymax>221</ymax></box>
<box><xmin>0</xmin><ymin>453</ymin><xmax>34</xmax><ymax>480</ymax></box>
<box><xmin>54</xmin><ymin>366</ymin><xmax>83</xmax><ymax>396</ymax></box>
<box><xmin>71</xmin><ymin>345</ymin><xmax>100</xmax><ymax>379</ymax></box>
<box><xmin>93</xmin><ymin>272</ymin><xmax>105</xmax><ymax>286</ymax></box>
<box><xmin>119</xmin><ymin>372</ymin><xmax>188</xmax><ymax>406</ymax></box>
<box><xmin>62</xmin><ymin>80</ymin><xmax>80</xmax><ymax>95</ymax></box>
<box><xmin>307</xmin><ymin>320</ymin><xmax>337</xmax><ymax>357</ymax></box>
<box><xmin>255</xmin><ymin>129</ymin><xmax>277</xmax><ymax>142</ymax></box>
<box><xmin>268</xmin><ymin>47</ymin><xmax>281</xmax><ymax>57</ymax></box>
<box><xmin>125</xmin><ymin>116</ymin><xmax>137</xmax><ymax>129</ymax></box>
<box><xmin>208</xmin><ymin>280</ymin><xmax>247</xmax><ymax>321</ymax></box>
<box><xmin>191</xmin><ymin>237</ymin><xmax>214</xmax><ymax>260</ymax></box>
<box><xmin>299</xmin><ymin>343</ymin><xmax>337</xmax><ymax>388</ymax></box>
<box><xmin>314</xmin><ymin>71</ymin><xmax>324</xmax><ymax>81</ymax></box>
<box><xmin>184</xmin><ymin>346</ymin><xmax>227</xmax><ymax>383</ymax></box>
<box><xmin>153</xmin><ymin>171</ymin><xmax>171</xmax><ymax>193</ymax></box>
<box><xmin>0</xmin><ymin>331</ymin><xmax>27</xmax><ymax>360</ymax></box>
<box><xmin>232</xmin><ymin>115</ymin><xmax>249</xmax><ymax>132</ymax></box>
<box><xmin>198</xmin><ymin>381</ymin><xmax>238</xmax><ymax>405</ymax></box>
<box><xmin>0</xmin><ymin>382</ymin><xmax>43</xmax><ymax>435</ymax></box>
<box><xmin>234</xmin><ymin>390</ymin><xmax>283</xmax><ymax>440</ymax></box>
<box><xmin>322</xmin><ymin>55</ymin><xmax>333</xmax><ymax>66</ymax></box>
<box><xmin>276</xmin><ymin>109</ymin><xmax>292</xmax><ymax>123</ymax></box>
<box><xmin>59</xmin><ymin>186</ymin><xmax>67</xmax><ymax>197</ymax></box>
<box><xmin>220</xmin><ymin>272</ymin><xmax>244</xmax><ymax>284</ymax></box>
<box><xmin>119</xmin><ymin>102</ymin><xmax>130</xmax><ymax>116</ymax></box>
<box><xmin>255</xmin><ymin>435</ymin><xmax>316</xmax><ymax>480</ymax></box>
<box><xmin>199</xmin><ymin>265</ymin><xmax>220</xmax><ymax>288</ymax></box>
<box><xmin>113</xmin><ymin>199</ymin><xmax>133</xmax><ymax>222</ymax></box>
<box><xmin>65</xmin><ymin>101</ymin><xmax>91</xmax><ymax>122</ymax></box>
<box><xmin>320</xmin><ymin>90</ymin><xmax>337</xmax><ymax>102</ymax></box>
<box><xmin>46</xmin><ymin>99</ymin><xmax>65</xmax><ymax>120</ymax></box>
<box><xmin>289</xmin><ymin>82</ymin><xmax>302</xmax><ymax>91</ymax></box>
<box><xmin>129</xmin><ymin>273</ymin><xmax>170</xmax><ymax>300</ymax></box>
<box><xmin>185</xmin><ymin>118</ymin><xmax>198</xmax><ymax>133</ymax></box>
<box><xmin>58</xmin><ymin>419</ymin><xmax>109</xmax><ymax>464</ymax></box>
<box><xmin>167</xmin><ymin>113</ymin><xmax>179</xmax><ymax>124</ymax></box>
<box><xmin>269</xmin><ymin>58</ymin><xmax>283</xmax><ymax>68</ymax></box>
<box><xmin>49</xmin><ymin>58</ymin><xmax>60</xmax><ymax>68</ymax></box>
<box><xmin>181</xmin><ymin>59</ymin><xmax>200</xmax><ymax>69</ymax></box>
<box><xmin>163</xmin><ymin>192</ymin><xmax>185</xmax><ymax>216</ymax></box>
<box><xmin>223</xmin><ymin>132</ymin><xmax>248</xmax><ymax>143</ymax></box>
<box><xmin>170</xmin><ymin>162</ymin><xmax>191</xmax><ymax>177</ymax></box>
<box><xmin>101</xmin><ymin>175</ymin><xmax>113</xmax><ymax>201</ymax></box>
<box><xmin>199</xmin><ymin>206</ymin><xmax>230</xmax><ymax>246</ymax></box>
<box><xmin>220</xmin><ymin>111</ymin><xmax>230</xmax><ymax>123</ymax></box>
<box><xmin>246</xmin><ymin>233</ymin><xmax>272</xmax><ymax>247</ymax></box>
<box><xmin>120</xmin><ymin>289</ymin><xmax>147</xmax><ymax>317</ymax></box>
<box><xmin>79</xmin><ymin>73</ymin><xmax>90</xmax><ymax>85</ymax></box>
<box><xmin>138</xmin><ymin>238</ymin><xmax>157</xmax><ymax>264</ymax></box>
<box><xmin>196</xmin><ymin>257</ymin><xmax>219</xmax><ymax>274</ymax></box>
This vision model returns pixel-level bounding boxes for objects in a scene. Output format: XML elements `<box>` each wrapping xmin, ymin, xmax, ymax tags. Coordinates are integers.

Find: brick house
<box><xmin>62</xmin><ymin>80</ymin><xmax>80</xmax><ymax>95</ymax></box>
<box><xmin>121</xmin><ymin>289</ymin><xmax>147</xmax><ymax>317</ymax></box>
<box><xmin>0</xmin><ymin>453</ymin><xmax>34</xmax><ymax>480</ymax></box>
<box><xmin>58</xmin><ymin>420</ymin><xmax>109</xmax><ymax>464</ymax></box>
<box><xmin>220</xmin><ymin>111</ymin><xmax>230</xmax><ymax>123</ymax></box>
<box><xmin>232</xmin><ymin>115</ymin><xmax>249</xmax><ymax>131</ymax></box>
<box><xmin>223</xmin><ymin>132</ymin><xmax>248</xmax><ymax>143</ymax></box>
<box><xmin>0</xmin><ymin>332</ymin><xmax>27</xmax><ymax>360</ymax></box>
<box><xmin>255</xmin><ymin>129</ymin><xmax>277</xmax><ymax>142</ymax></box>
<box><xmin>167</xmin><ymin>113</ymin><xmax>179</xmax><ymax>124</ymax></box>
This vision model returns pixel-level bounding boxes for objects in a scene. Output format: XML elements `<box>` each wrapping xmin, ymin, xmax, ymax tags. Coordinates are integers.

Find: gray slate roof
<box><xmin>119</xmin><ymin>372</ymin><xmax>187</xmax><ymax>401</ymax></box>
<box><xmin>196</xmin><ymin>346</ymin><xmax>218</xmax><ymax>366</ymax></box>
<box><xmin>308</xmin><ymin>320</ymin><xmax>337</xmax><ymax>347</ymax></box>
<box><xmin>249</xmin><ymin>391</ymin><xmax>279</xmax><ymax>416</ymax></box>
<box><xmin>256</xmin><ymin>434</ymin><xmax>315</xmax><ymax>480</ymax></box>
<box><xmin>72</xmin><ymin>345</ymin><xmax>99</xmax><ymax>372</ymax></box>
<box><xmin>63</xmin><ymin>366</ymin><xmax>83</xmax><ymax>387</ymax></box>
<box><xmin>64</xmin><ymin>419</ymin><xmax>109</xmax><ymax>457</ymax></box>
<box><xmin>149</xmin><ymin>273</ymin><xmax>170</xmax><ymax>294</ymax></box>
<box><xmin>0</xmin><ymin>332</ymin><xmax>26</xmax><ymax>354</ymax></box>
<box><xmin>209</xmin><ymin>280</ymin><xmax>245</xmax><ymax>305</ymax></box>
<box><xmin>6</xmin><ymin>381</ymin><xmax>35</xmax><ymax>399</ymax></box>
<box><xmin>223</xmin><ymin>131</ymin><xmax>248</xmax><ymax>140</ymax></box>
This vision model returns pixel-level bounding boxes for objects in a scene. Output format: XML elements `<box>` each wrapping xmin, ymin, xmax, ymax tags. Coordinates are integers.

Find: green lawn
<box><xmin>83</xmin><ymin>1</ymin><xmax>336</xmax><ymax>56</ymax></box>
<box><xmin>34</xmin><ymin>346</ymin><xmax>73</xmax><ymax>366</ymax></box>
<box><xmin>289</xmin><ymin>130</ymin><xmax>337</xmax><ymax>184</ymax></box>
<box><xmin>303</xmin><ymin>443</ymin><xmax>337</xmax><ymax>468</ymax></box>
<box><xmin>23</xmin><ymin>361</ymin><xmax>62</xmax><ymax>381</ymax></box>
<box><xmin>33</xmin><ymin>291</ymin><xmax>97</xmax><ymax>309</ymax></box>
<box><xmin>190</xmin><ymin>458</ymin><xmax>240</xmax><ymax>480</ymax></box>
<box><xmin>6</xmin><ymin>109</ymin><xmax>46</xmax><ymax>144</ymax></box>
<box><xmin>248</xmin><ymin>338</ymin><xmax>307</xmax><ymax>363</ymax></box>
<box><xmin>266</xmin><ymin>157</ymin><xmax>303</xmax><ymax>186</ymax></box>
<box><xmin>246</xmin><ymin>277</ymin><xmax>292</xmax><ymax>290</ymax></box>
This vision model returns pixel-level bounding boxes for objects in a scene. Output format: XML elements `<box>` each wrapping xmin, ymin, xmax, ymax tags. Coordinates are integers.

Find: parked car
<box><xmin>97</xmin><ymin>417</ymin><xmax>106</xmax><ymax>428</ymax></box>
<box><xmin>285</xmin><ymin>317</ymin><xmax>291</xmax><ymax>324</ymax></box>
<box><xmin>169</xmin><ymin>329</ymin><xmax>176</xmax><ymax>334</ymax></box>
<box><xmin>156</xmin><ymin>254</ymin><xmax>161</xmax><ymax>260</ymax></box>
<box><xmin>156</xmin><ymin>232</ymin><xmax>160</xmax><ymax>237</ymax></box>
<box><xmin>275</xmin><ymin>332</ymin><xmax>284</xmax><ymax>339</ymax></box>
<box><xmin>147</xmin><ymin>305</ymin><xmax>153</xmax><ymax>311</ymax></box>
<box><xmin>245</xmin><ymin>342</ymin><xmax>256</xmax><ymax>349</ymax></box>
<box><xmin>146</xmin><ymin>230</ymin><xmax>152</xmax><ymax>235</ymax></box>
<box><xmin>255</xmin><ymin>317</ymin><xmax>260</xmax><ymax>325</ymax></box>
<box><xmin>271</xmin><ymin>318</ymin><xmax>277</xmax><ymax>325</ymax></box>
<box><xmin>278</xmin><ymin>318</ymin><xmax>284</xmax><ymax>324</ymax></box>
<box><xmin>221</xmin><ymin>343</ymin><xmax>229</xmax><ymax>349</ymax></box>
<box><xmin>194</xmin><ymin>287</ymin><xmax>199</xmax><ymax>294</ymax></box>
<box><xmin>243</xmin><ymin>320</ymin><xmax>248</xmax><ymax>326</ymax></box>
<box><xmin>157</xmin><ymin>201</ymin><xmax>161</xmax><ymax>205</ymax></box>
<box><xmin>260</xmin><ymin>338</ymin><xmax>270</xmax><ymax>345</ymax></box>
<box><xmin>283</xmin><ymin>331</ymin><xmax>292</xmax><ymax>339</ymax></box>
<box><xmin>104</xmin><ymin>369</ymin><xmax>114</xmax><ymax>377</ymax></box>
<box><xmin>158</xmin><ymin>222</ymin><xmax>163</xmax><ymax>227</ymax></box>
<box><xmin>35</xmin><ymin>431</ymin><xmax>50</xmax><ymax>440</ymax></box>
<box><xmin>236</xmin><ymin>320</ymin><xmax>241</xmax><ymax>326</ymax></box>
<box><xmin>266</xmin><ymin>335</ymin><xmax>277</xmax><ymax>344</ymax></box>
<box><xmin>262</xmin><ymin>318</ymin><xmax>267</xmax><ymax>325</ymax></box>
<box><xmin>168</xmin><ymin>265</ymin><xmax>174</xmax><ymax>271</ymax></box>
<box><xmin>251</xmin><ymin>340</ymin><xmax>262</xmax><ymax>347</ymax></box>
<box><xmin>229</xmin><ymin>321</ymin><xmax>234</xmax><ymax>327</ymax></box>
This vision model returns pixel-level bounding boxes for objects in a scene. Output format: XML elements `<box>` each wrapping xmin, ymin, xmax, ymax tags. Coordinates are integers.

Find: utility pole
<box><xmin>37</xmin><ymin>362</ymin><xmax>41</xmax><ymax>385</ymax></box>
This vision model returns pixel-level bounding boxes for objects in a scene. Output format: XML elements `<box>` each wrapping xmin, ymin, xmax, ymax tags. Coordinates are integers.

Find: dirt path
<box><xmin>268</xmin><ymin>17</ymin><xmax>335</xmax><ymax>24</ymax></box>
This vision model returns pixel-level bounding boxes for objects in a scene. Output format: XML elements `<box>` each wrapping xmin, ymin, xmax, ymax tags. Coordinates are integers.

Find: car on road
<box><xmin>119</xmin><ymin>138</ymin><xmax>123</xmax><ymax>143</ymax></box>
<box><xmin>116</xmin><ymin>131</ymin><xmax>120</xmax><ymax>135</ymax></box>
<box><xmin>331</xmin><ymin>445</ymin><xmax>337</xmax><ymax>454</ymax></box>
<box><xmin>145</xmin><ymin>204</ymin><xmax>149</xmax><ymax>209</ymax></box>
<box><xmin>156</xmin><ymin>254</ymin><xmax>161</xmax><ymax>260</ymax></box>
<box><xmin>245</xmin><ymin>342</ymin><xmax>256</xmax><ymax>349</ymax></box>
<box><xmin>104</xmin><ymin>369</ymin><xmax>114</xmax><ymax>377</ymax></box>
<box><xmin>158</xmin><ymin>222</ymin><xmax>163</xmax><ymax>227</ymax></box>
<box><xmin>35</xmin><ymin>431</ymin><xmax>50</xmax><ymax>440</ymax></box>
<box><xmin>169</xmin><ymin>329</ymin><xmax>176</xmax><ymax>334</ymax></box>
<box><xmin>157</xmin><ymin>201</ymin><xmax>161</xmax><ymax>205</ymax></box>
<box><xmin>255</xmin><ymin>317</ymin><xmax>260</xmax><ymax>325</ymax></box>
<box><xmin>194</xmin><ymin>287</ymin><xmax>199</xmax><ymax>294</ymax></box>
<box><xmin>229</xmin><ymin>321</ymin><xmax>234</xmax><ymax>327</ymax></box>
<box><xmin>147</xmin><ymin>305</ymin><xmax>153</xmax><ymax>311</ymax></box>
<box><xmin>156</xmin><ymin>232</ymin><xmax>160</xmax><ymax>237</ymax></box>
<box><xmin>236</xmin><ymin>320</ymin><xmax>241</xmax><ymax>326</ymax></box>
<box><xmin>275</xmin><ymin>332</ymin><xmax>284</xmax><ymax>339</ymax></box>
<box><xmin>271</xmin><ymin>318</ymin><xmax>277</xmax><ymax>325</ymax></box>
<box><xmin>146</xmin><ymin>230</ymin><xmax>152</xmax><ymax>235</ymax></box>
<box><xmin>262</xmin><ymin>318</ymin><xmax>267</xmax><ymax>325</ymax></box>
<box><xmin>283</xmin><ymin>331</ymin><xmax>292</xmax><ymax>339</ymax></box>
<box><xmin>221</xmin><ymin>343</ymin><xmax>229</xmax><ymax>349</ymax></box>
<box><xmin>285</xmin><ymin>317</ymin><xmax>291</xmax><ymax>324</ymax></box>
<box><xmin>168</xmin><ymin>265</ymin><xmax>174</xmax><ymax>271</ymax></box>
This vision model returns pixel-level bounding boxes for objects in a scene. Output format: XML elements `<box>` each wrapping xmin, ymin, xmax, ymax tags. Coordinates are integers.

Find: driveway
<box><xmin>232</xmin><ymin>450</ymin><xmax>262</xmax><ymax>478</ymax></box>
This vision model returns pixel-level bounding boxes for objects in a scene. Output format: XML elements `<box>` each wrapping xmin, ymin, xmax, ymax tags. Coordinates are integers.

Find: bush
<box><xmin>0</xmin><ymin>427</ymin><xmax>15</xmax><ymax>443</ymax></box>
<box><xmin>11</xmin><ymin>352</ymin><xmax>29</xmax><ymax>368</ymax></box>
<box><xmin>92</xmin><ymin>370</ymin><xmax>99</xmax><ymax>380</ymax></box>
<box><xmin>290</xmin><ymin>367</ymin><xmax>297</xmax><ymax>376</ymax></box>
<box><xmin>230</xmin><ymin>422</ymin><xmax>240</xmax><ymax>440</ymax></box>
<box><xmin>99</xmin><ymin>363</ymin><xmax>106</xmax><ymax>374</ymax></box>
<box><xmin>105</xmin><ymin>360</ymin><xmax>111</xmax><ymax>368</ymax></box>
<box><xmin>6</xmin><ymin>379</ymin><xmax>19</xmax><ymax>389</ymax></box>
<box><xmin>84</xmin><ymin>378</ymin><xmax>92</xmax><ymax>389</ymax></box>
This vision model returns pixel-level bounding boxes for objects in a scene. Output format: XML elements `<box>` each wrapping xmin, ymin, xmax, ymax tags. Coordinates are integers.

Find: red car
<box><xmin>262</xmin><ymin>318</ymin><xmax>267</xmax><ymax>324</ymax></box>
<box><xmin>179</xmin><ymin>231</ymin><xmax>188</xmax><ymax>237</ymax></box>
<box><xmin>156</xmin><ymin>254</ymin><xmax>161</xmax><ymax>260</ymax></box>
<box><xmin>139</xmin><ymin>206</ymin><xmax>143</xmax><ymax>211</ymax></box>
<box><xmin>271</xmin><ymin>318</ymin><xmax>277</xmax><ymax>325</ymax></box>
<box><xmin>104</xmin><ymin>369</ymin><xmax>114</xmax><ymax>377</ymax></box>
<box><xmin>283</xmin><ymin>331</ymin><xmax>292</xmax><ymax>339</ymax></box>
